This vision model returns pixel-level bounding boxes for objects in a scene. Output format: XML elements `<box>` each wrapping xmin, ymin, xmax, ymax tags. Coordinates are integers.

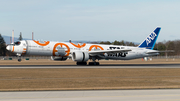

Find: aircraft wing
<box><xmin>146</xmin><ymin>50</ymin><xmax>159</xmax><ymax>54</ymax></box>
<box><xmin>88</xmin><ymin>49</ymin><xmax>131</xmax><ymax>54</ymax></box>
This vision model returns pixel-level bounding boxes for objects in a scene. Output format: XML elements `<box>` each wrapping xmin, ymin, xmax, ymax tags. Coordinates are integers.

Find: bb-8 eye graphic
<box><xmin>89</xmin><ymin>45</ymin><xmax>104</xmax><ymax>51</ymax></box>
<box><xmin>53</xmin><ymin>43</ymin><xmax>70</xmax><ymax>57</ymax></box>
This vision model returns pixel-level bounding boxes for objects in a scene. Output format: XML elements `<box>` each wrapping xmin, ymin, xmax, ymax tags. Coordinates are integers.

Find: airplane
<box><xmin>6</xmin><ymin>27</ymin><xmax>161</xmax><ymax>65</ymax></box>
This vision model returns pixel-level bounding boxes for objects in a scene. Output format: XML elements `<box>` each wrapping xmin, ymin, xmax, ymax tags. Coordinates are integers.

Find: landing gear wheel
<box><xmin>89</xmin><ymin>62</ymin><xmax>100</xmax><ymax>65</ymax></box>
<box><xmin>76</xmin><ymin>62</ymin><xmax>87</xmax><ymax>65</ymax></box>
<box><xmin>18</xmin><ymin>58</ymin><xmax>21</xmax><ymax>62</ymax></box>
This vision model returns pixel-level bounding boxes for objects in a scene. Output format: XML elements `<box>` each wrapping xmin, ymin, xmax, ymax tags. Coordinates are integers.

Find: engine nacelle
<box><xmin>51</xmin><ymin>56</ymin><xmax>67</xmax><ymax>61</ymax></box>
<box><xmin>72</xmin><ymin>51</ymin><xmax>89</xmax><ymax>62</ymax></box>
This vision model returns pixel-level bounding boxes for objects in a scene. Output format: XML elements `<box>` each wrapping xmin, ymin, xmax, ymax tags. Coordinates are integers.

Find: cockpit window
<box><xmin>8</xmin><ymin>41</ymin><xmax>21</xmax><ymax>46</ymax></box>
<box><xmin>14</xmin><ymin>41</ymin><xmax>21</xmax><ymax>45</ymax></box>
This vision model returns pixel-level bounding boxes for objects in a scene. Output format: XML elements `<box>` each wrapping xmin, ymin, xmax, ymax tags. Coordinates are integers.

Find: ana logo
<box><xmin>89</xmin><ymin>45</ymin><xmax>104</xmax><ymax>51</ymax></box>
<box><xmin>146</xmin><ymin>32</ymin><xmax>157</xmax><ymax>46</ymax></box>
<box><xmin>53</xmin><ymin>43</ymin><xmax>70</xmax><ymax>57</ymax></box>
<box><xmin>70</xmin><ymin>42</ymin><xmax>86</xmax><ymax>48</ymax></box>
<box><xmin>33</xmin><ymin>40</ymin><xmax>50</xmax><ymax>46</ymax></box>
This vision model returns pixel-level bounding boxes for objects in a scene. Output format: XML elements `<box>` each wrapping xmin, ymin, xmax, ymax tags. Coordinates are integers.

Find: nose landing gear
<box><xmin>17</xmin><ymin>54</ymin><xmax>22</xmax><ymax>62</ymax></box>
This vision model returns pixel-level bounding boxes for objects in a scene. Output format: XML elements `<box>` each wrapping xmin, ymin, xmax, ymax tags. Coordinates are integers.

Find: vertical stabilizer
<box><xmin>138</xmin><ymin>27</ymin><xmax>161</xmax><ymax>50</ymax></box>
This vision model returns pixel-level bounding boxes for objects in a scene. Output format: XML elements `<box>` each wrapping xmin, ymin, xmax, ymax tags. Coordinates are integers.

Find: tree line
<box><xmin>98</xmin><ymin>40</ymin><xmax>136</xmax><ymax>46</ymax></box>
<box><xmin>154</xmin><ymin>40</ymin><xmax>180</xmax><ymax>56</ymax></box>
<box><xmin>98</xmin><ymin>40</ymin><xmax>180</xmax><ymax>56</ymax></box>
<box><xmin>0</xmin><ymin>33</ymin><xmax>22</xmax><ymax>56</ymax></box>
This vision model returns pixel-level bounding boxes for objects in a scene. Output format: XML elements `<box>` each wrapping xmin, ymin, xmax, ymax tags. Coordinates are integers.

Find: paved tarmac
<box><xmin>0</xmin><ymin>64</ymin><xmax>180</xmax><ymax>68</ymax></box>
<box><xmin>0</xmin><ymin>89</ymin><xmax>180</xmax><ymax>101</ymax></box>
<box><xmin>1</xmin><ymin>64</ymin><xmax>180</xmax><ymax>101</ymax></box>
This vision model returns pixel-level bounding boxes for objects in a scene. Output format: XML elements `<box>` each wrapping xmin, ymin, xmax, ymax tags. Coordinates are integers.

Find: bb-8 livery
<box><xmin>6</xmin><ymin>27</ymin><xmax>161</xmax><ymax>65</ymax></box>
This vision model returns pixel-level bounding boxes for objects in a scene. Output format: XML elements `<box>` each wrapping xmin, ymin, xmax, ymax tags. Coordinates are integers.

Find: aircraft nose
<box><xmin>6</xmin><ymin>45</ymin><xmax>11</xmax><ymax>51</ymax></box>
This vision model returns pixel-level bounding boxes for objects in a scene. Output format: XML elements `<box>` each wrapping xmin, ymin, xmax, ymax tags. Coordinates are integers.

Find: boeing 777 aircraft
<box><xmin>6</xmin><ymin>27</ymin><xmax>161</xmax><ymax>65</ymax></box>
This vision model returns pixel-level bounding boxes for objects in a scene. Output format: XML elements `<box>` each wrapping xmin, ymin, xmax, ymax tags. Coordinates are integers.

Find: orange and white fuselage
<box><xmin>6</xmin><ymin>27</ymin><xmax>161</xmax><ymax>65</ymax></box>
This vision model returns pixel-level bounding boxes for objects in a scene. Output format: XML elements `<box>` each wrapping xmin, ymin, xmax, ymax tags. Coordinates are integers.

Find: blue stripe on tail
<box><xmin>138</xmin><ymin>27</ymin><xmax>161</xmax><ymax>50</ymax></box>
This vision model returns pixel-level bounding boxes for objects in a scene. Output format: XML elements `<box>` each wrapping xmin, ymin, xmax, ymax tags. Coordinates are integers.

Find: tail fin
<box><xmin>138</xmin><ymin>27</ymin><xmax>161</xmax><ymax>50</ymax></box>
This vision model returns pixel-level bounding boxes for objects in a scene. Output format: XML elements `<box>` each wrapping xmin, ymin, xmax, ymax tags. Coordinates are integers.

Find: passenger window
<box><xmin>14</xmin><ymin>41</ymin><xmax>21</xmax><ymax>45</ymax></box>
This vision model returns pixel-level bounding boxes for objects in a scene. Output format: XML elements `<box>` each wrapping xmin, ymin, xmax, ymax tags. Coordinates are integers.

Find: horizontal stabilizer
<box><xmin>146</xmin><ymin>50</ymin><xmax>174</xmax><ymax>54</ymax></box>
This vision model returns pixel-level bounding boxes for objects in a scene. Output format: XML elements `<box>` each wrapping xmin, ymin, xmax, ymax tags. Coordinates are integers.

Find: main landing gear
<box><xmin>88</xmin><ymin>62</ymin><xmax>99</xmax><ymax>65</ymax></box>
<box><xmin>76</xmin><ymin>62</ymin><xmax>87</xmax><ymax>65</ymax></box>
<box><xmin>88</xmin><ymin>57</ymin><xmax>100</xmax><ymax>65</ymax></box>
<box><xmin>76</xmin><ymin>62</ymin><xmax>100</xmax><ymax>65</ymax></box>
<box><xmin>76</xmin><ymin>57</ymin><xmax>100</xmax><ymax>65</ymax></box>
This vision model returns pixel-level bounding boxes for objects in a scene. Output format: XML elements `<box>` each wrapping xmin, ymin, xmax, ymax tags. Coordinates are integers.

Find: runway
<box><xmin>0</xmin><ymin>63</ymin><xmax>180</xmax><ymax>68</ymax></box>
<box><xmin>1</xmin><ymin>63</ymin><xmax>180</xmax><ymax>100</ymax></box>
<box><xmin>1</xmin><ymin>89</ymin><xmax>180</xmax><ymax>101</ymax></box>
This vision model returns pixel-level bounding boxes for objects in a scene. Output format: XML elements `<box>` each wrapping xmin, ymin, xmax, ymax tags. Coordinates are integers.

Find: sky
<box><xmin>1</xmin><ymin>0</ymin><xmax>180</xmax><ymax>43</ymax></box>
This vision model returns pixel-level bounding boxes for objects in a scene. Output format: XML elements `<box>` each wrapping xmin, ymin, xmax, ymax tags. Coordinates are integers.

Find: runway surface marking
<box><xmin>0</xmin><ymin>64</ymin><xmax>180</xmax><ymax>68</ymax></box>
<box><xmin>1</xmin><ymin>89</ymin><xmax>180</xmax><ymax>101</ymax></box>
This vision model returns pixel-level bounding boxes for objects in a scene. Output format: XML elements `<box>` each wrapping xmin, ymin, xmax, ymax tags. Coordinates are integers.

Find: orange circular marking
<box><xmin>53</xmin><ymin>43</ymin><xmax>70</xmax><ymax>57</ymax></box>
<box><xmin>12</xmin><ymin>46</ymin><xmax>14</xmax><ymax>52</ymax></box>
<box><xmin>89</xmin><ymin>45</ymin><xmax>104</xmax><ymax>51</ymax></box>
<box><xmin>33</xmin><ymin>40</ymin><xmax>50</xmax><ymax>46</ymax></box>
<box><xmin>70</xmin><ymin>42</ymin><xmax>86</xmax><ymax>48</ymax></box>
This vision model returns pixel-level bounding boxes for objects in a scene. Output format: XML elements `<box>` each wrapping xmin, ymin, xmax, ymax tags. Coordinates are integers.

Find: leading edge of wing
<box><xmin>88</xmin><ymin>49</ymin><xmax>131</xmax><ymax>54</ymax></box>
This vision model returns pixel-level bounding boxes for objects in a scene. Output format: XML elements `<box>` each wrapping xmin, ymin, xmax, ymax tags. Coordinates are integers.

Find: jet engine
<box><xmin>51</xmin><ymin>56</ymin><xmax>67</xmax><ymax>61</ymax></box>
<box><xmin>72</xmin><ymin>51</ymin><xmax>89</xmax><ymax>62</ymax></box>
